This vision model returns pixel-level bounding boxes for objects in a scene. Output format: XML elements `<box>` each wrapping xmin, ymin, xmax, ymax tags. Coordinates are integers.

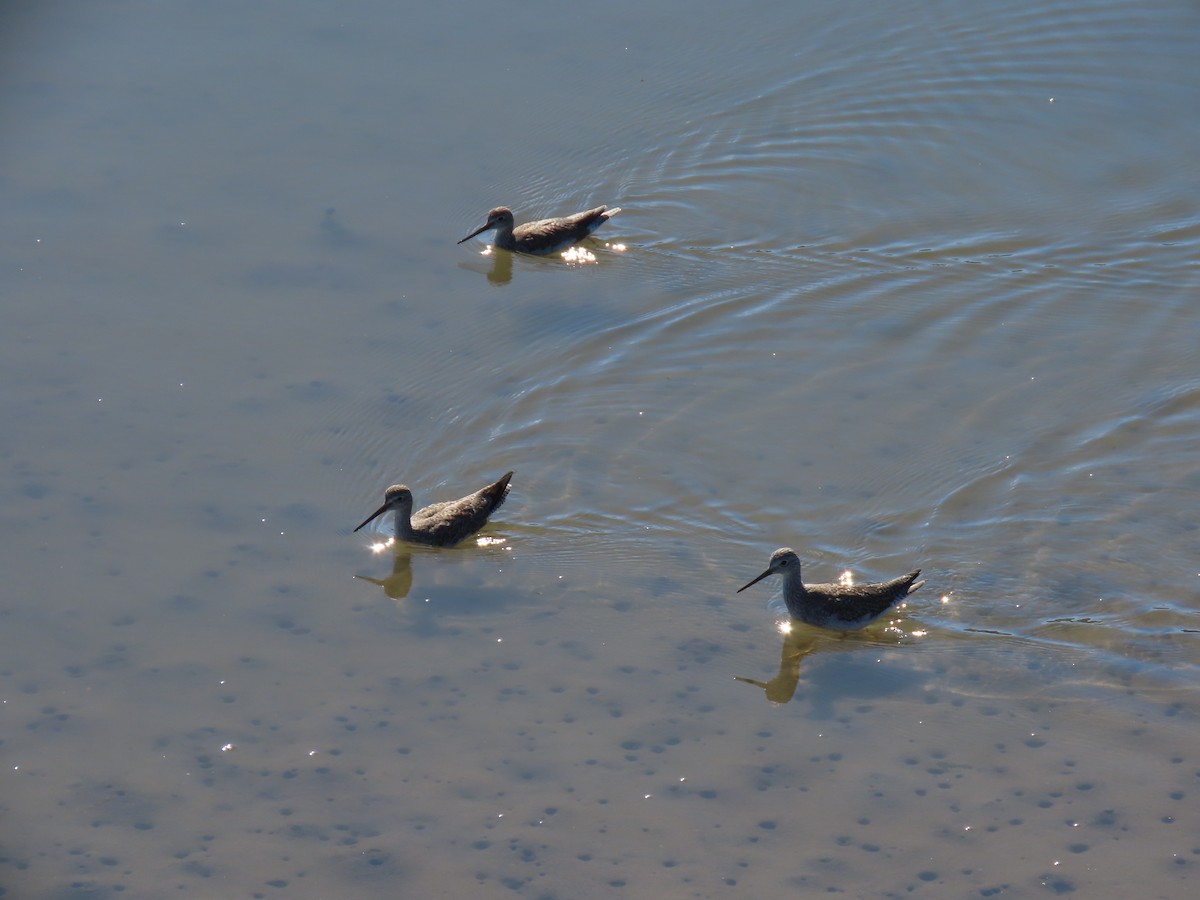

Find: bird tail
<box><xmin>602</xmin><ymin>207</ymin><xmax>622</xmax><ymax>219</ymax></box>
<box><xmin>488</xmin><ymin>471</ymin><xmax>514</xmax><ymax>510</ymax></box>
<box><xmin>906</xmin><ymin>571</ymin><xmax>924</xmax><ymax>595</ymax></box>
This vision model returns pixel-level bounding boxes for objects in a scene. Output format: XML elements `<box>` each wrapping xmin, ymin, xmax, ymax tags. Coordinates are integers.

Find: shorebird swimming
<box><xmin>737</xmin><ymin>548</ymin><xmax>924</xmax><ymax>631</ymax></box>
<box><xmin>353</xmin><ymin>472</ymin><xmax>513</xmax><ymax>547</ymax></box>
<box><xmin>458</xmin><ymin>205</ymin><xmax>622</xmax><ymax>255</ymax></box>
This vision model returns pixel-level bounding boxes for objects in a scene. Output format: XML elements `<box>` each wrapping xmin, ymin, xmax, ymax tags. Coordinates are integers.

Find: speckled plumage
<box><xmin>458</xmin><ymin>205</ymin><xmax>621</xmax><ymax>255</ymax></box>
<box><xmin>353</xmin><ymin>472</ymin><xmax>512</xmax><ymax>546</ymax></box>
<box><xmin>737</xmin><ymin>548</ymin><xmax>923</xmax><ymax>631</ymax></box>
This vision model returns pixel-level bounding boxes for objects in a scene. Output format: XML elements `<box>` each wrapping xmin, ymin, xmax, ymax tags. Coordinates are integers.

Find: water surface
<box><xmin>2</xmin><ymin>0</ymin><xmax>1198</xmax><ymax>896</ymax></box>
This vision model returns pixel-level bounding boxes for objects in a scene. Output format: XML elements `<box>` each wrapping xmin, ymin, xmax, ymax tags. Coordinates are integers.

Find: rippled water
<box><xmin>2</xmin><ymin>0</ymin><xmax>1198</xmax><ymax>896</ymax></box>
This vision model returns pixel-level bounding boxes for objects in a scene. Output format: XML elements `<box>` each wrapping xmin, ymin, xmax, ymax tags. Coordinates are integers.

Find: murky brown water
<box><xmin>2</xmin><ymin>0</ymin><xmax>1198</xmax><ymax>896</ymax></box>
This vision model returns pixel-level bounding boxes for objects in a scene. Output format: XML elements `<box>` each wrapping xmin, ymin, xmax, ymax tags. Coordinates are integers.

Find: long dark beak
<box><xmin>736</xmin><ymin>568</ymin><xmax>774</xmax><ymax>593</ymax></box>
<box><xmin>733</xmin><ymin>675</ymin><xmax>770</xmax><ymax>689</ymax></box>
<box><xmin>457</xmin><ymin>221</ymin><xmax>492</xmax><ymax>244</ymax></box>
<box><xmin>353</xmin><ymin>501</ymin><xmax>392</xmax><ymax>533</ymax></box>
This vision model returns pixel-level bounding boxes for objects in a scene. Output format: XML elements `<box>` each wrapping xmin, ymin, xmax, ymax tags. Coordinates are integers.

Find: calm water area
<box><xmin>2</xmin><ymin>0</ymin><xmax>1199</xmax><ymax>896</ymax></box>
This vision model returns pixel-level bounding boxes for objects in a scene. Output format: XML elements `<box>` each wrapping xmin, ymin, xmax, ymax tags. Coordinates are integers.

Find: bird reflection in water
<box><xmin>354</xmin><ymin>537</ymin><xmax>413</xmax><ymax>599</ymax></box>
<box><xmin>354</xmin><ymin>535</ymin><xmax>510</xmax><ymax>603</ymax></box>
<box><xmin>465</xmin><ymin>238</ymin><xmax>627</xmax><ymax>286</ymax></box>
<box><xmin>734</xmin><ymin>620</ymin><xmax>821</xmax><ymax>704</ymax></box>
<box><xmin>735</xmin><ymin>615</ymin><xmax>927</xmax><ymax>705</ymax></box>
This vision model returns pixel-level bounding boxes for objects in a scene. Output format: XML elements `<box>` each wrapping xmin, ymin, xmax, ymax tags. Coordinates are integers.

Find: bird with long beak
<box><xmin>458</xmin><ymin>205</ymin><xmax>621</xmax><ymax>255</ymax></box>
<box><xmin>353</xmin><ymin>472</ymin><xmax>513</xmax><ymax>547</ymax></box>
<box><xmin>737</xmin><ymin>548</ymin><xmax>923</xmax><ymax>631</ymax></box>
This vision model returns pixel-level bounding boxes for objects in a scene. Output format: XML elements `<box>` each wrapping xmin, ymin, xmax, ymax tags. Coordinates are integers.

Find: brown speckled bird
<box><xmin>458</xmin><ymin>205</ymin><xmax>621</xmax><ymax>255</ymax></box>
<box><xmin>353</xmin><ymin>472</ymin><xmax>513</xmax><ymax>546</ymax></box>
<box><xmin>738</xmin><ymin>548</ymin><xmax>924</xmax><ymax>631</ymax></box>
